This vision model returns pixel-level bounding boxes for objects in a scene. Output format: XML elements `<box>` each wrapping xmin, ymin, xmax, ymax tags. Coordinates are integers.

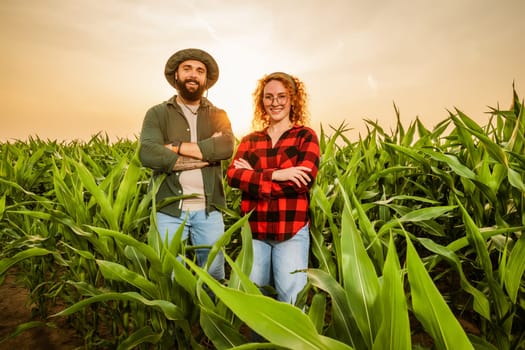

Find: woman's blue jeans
<box><xmin>157</xmin><ymin>210</ymin><xmax>225</xmax><ymax>280</ymax></box>
<box><xmin>249</xmin><ymin>224</ymin><xmax>310</xmax><ymax>304</ymax></box>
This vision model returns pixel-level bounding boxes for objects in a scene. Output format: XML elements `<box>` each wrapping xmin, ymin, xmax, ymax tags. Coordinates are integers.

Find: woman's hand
<box><xmin>234</xmin><ymin>159</ymin><xmax>312</xmax><ymax>187</ymax></box>
<box><xmin>272</xmin><ymin>166</ymin><xmax>312</xmax><ymax>187</ymax></box>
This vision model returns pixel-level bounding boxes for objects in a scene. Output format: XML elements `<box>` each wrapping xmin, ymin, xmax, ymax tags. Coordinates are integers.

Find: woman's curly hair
<box><xmin>251</xmin><ymin>72</ymin><xmax>310</xmax><ymax>131</ymax></box>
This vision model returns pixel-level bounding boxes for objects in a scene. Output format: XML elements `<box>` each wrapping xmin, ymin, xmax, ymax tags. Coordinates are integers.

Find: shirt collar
<box><xmin>260</xmin><ymin>124</ymin><xmax>301</xmax><ymax>134</ymax></box>
<box><xmin>167</xmin><ymin>95</ymin><xmax>211</xmax><ymax>107</ymax></box>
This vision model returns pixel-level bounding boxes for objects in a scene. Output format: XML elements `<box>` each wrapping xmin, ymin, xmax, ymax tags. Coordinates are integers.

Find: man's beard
<box><xmin>176</xmin><ymin>79</ymin><xmax>206</xmax><ymax>101</ymax></box>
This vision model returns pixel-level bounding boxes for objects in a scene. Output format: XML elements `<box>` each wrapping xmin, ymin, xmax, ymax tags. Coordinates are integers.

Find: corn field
<box><xmin>1</xmin><ymin>86</ymin><xmax>525</xmax><ymax>350</ymax></box>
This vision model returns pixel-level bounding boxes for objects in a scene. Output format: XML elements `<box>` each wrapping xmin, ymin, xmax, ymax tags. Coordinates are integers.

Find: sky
<box><xmin>1</xmin><ymin>0</ymin><xmax>524</xmax><ymax>142</ymax></box>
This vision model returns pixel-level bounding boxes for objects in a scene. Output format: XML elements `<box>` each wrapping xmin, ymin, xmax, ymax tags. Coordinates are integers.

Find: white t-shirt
<box><xmin>177</xmin><ymin>103</ymin><xmax>206</xmax><ymax>211</ymax></box>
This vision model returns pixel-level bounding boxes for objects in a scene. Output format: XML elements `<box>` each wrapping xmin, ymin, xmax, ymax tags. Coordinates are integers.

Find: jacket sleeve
<box><xmin>139</xmin><ymin>105</ymin><xmax>178</xmax><ymax>173</ymax></box>
<box><xmin>198</xmin><ymin>107</ymin><xmax>235</xmax><ymax>162</ymax></box>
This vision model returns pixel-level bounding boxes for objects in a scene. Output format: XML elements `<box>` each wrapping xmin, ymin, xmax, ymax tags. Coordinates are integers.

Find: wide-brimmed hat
<box><xmin>164</xmin><ymin>48</ymin><xmax>219</xmax><ymax>89</ymax></box>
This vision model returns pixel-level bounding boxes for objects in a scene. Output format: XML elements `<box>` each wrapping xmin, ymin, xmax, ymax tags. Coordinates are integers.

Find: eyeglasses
<box><xmin>263</xmin><ymin>94</ymin><xmax>289</xmax><ymax>105</ymax></box>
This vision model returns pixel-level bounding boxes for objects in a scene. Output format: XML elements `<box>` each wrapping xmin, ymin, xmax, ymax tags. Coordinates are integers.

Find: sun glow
<box><xmin>210</xmin><ymin>69</ymin><xmax>257</xmax><ymax>139</ymax></box>
<box><xmin>205</xmin><ymin>44</ymin><xmax>280</xmax><ymax>139</ymax></box>
<box><xmin>212</xmin><ymin>84</ymin><xmax>253</xmax><ymax>138</ymax></box>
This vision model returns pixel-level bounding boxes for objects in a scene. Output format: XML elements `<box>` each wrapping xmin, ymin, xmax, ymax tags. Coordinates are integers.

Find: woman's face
<box><xmin>262</xmin><ymin>79</ymin><xmax>291</xmax><ymax>124</ymax></box>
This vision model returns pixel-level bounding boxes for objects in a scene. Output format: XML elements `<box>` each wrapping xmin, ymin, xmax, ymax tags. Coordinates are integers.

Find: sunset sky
<box><xmin>1</xmin><ymin>0</ymin><xmax>524</xmax><ymax>142</ymax></box>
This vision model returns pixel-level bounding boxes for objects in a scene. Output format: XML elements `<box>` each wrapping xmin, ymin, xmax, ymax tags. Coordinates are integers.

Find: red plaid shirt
<box><xmin>227</xmin><ymin>125</ymin><xmax>320</xmax><ymax>241</ymax></box>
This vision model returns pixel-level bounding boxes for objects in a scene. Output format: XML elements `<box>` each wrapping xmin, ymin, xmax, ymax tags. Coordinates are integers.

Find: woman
<box><xmin>227</xmin><ymin>72</ymin><xmax>320</xmax><ymax>304</ymax></box>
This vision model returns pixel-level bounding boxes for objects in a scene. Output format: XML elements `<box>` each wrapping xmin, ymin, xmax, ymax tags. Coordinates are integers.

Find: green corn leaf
<box><xmin>466</xmin><ymin>334</ymin><xmax>500</xmax><ymax>350</ymax></box>
<box><xmin>383</xmin><ymin>143</ymin><xmax>427</xmax><ymax>164</ymax></box>
<box><xmin>420</xmin><ymin>149</ymin><xmax>476</xmax><ymax>179</ymax></box>
<box><xmin>113</xmin><ymin>151</ymin><xmax>143</xmax><ymax>225</ymax></box>
<box><xmin>400</xmin><ymin>116</ymin><xmax>416</xmax><ymax>147</ymax></box>
<box><xmin>53</xmin><ymin>291</ymin><xmax>184</xmax><ymax>320</ymax></box>
<box><xmin>185</xmin><ymin>258</ymin><xmax>353</xmax><ymax>350</ymax></box>
<box><xmin>0</xmin><ymin>194</ymin><xmax>6</xmax><ymax>219</ymax></box>
<box><xmin>310</xmin><ymin>186</ymin><xmax>338</xmax><ymax>277</ymax></box>
<box><xmin>224</xmin><ymin>250</ymin><xmax>260</xmax><ymax>295</ymax></box>
<box><xmin>456</xmin><ymin>201</ymin><xmax>496</xmax><ymax>281</ymax></box>
<box><xmin>162</xmin><ymin>249</ymin><xmax>201</xmax><ymax>305</ymax></box>
<box><xmin>96</xmin><ymin>259</ymin><xmax>159</xmax><ymax>299</ymax></box>
<box><xmin>406</xmin><ymin>234</ymin><xmax>474</xmax><ymax>350</ymax></box>
<box><xmin>73</xmin><ymin>159</ymin><xmax>118</xmax><ymax>229</ymax></box>
<box><xmin>165</xmin><ymin>214</ymin><xmax>186</xmax><ymax>262</ymax></box>
<box><xmin>398</xmin><ymin>206</ymin><xmax>456</xmax><ymax>222</ymax></box>
<box><xmin>61</xmin><ymin>241</ymin><xmax>95</xmax><ymax>260</ymax></box>
<box><xmin>418</xmin><ymin>237</ymin><xmax>490</xmax><ymax>320</ymax></box>
<box><xmin>91</xmin><ymin>226</ymin><xmax>163</xmax><ymax>273</ymax></box>
<box><xmin>350</xmin><ymin>190</ymin><xmax>384</xmax><ymax>268</ymax></box>
<box><xmin>506</xmin><ymin>94</ymin><xmax>525</xmax><ymax>155</ymax></box>
<box><xmin>446</xmin><ymin>226</ymin><xmax>525</xmax><ymax>252</ymax></box>
<box><xmin>124</xmin><ymin>245</ymin><xmax>148</xmax><ymax>278</ymax></box>
<box><xmin>376</xmin><ymin>195</ymin><xmax>441</xmax><ymax>206</ymax></box>
<box><xmin>51</xmin><ymin>160</ymin><xmax>88</xmax><ymax>223</ymax></box>
<box><xmin>0</xmin><ymin>321</ymin><xmax>50</xmax><ymax>343</ymax></box>
<box><xmin>308</xmin><ymin>268</ymin><xmax>363</xmax><ymax>348</ymax></box>
<box><xmin>67</xmin><ymin>281</ymin><xmax>103</xmax><ymax>297</ymax></box>
<box><xmin>308</xmin><ymin>293</ymin><xmax>327</xmax><ymax>334</ymax></box>
<box><xmin>310</xmin><ymin>225</ymin><xmax>336</xmax><ymax>276</ymax></box>
<box><xmin>116</xmin><ymin>326</ymin><xmax>163</xmax><ymax>350</ymax></box>
<box><xmin>230</xmin><ymin>344</ymin><xmax>289</xmax><ymax>349</ymax></box>
<box><xmin>453</xmin><ymin>108</ymin><xmax>484</xmax><ymax>133</ymax></box>
<box><xmin>339</xmin><ymin>184</ymin><xmax>380</xmax><ymax>348</ymax></box>
<box><xmin>0</xmin><ymin>176</ymin><xmax>49</xmax><ymax>202</ymax></box>
<box><xmin>453</xmin><ymin>120</ymin><xmax>481</xmax><ymax>165</ymax></box>
<box><xmin>200</xmin><ymin>307</ymin><xmax>247</xmax><ymax>349</ymax></box>
<box><xmin>15</xmin><ymin>208</ymin><xmax>112</xmax><ymax>256</ymax></box>
<box><xmin>507</xmin><ymin>167</ymin><xmax>525</xmax><ymax>192</ymax></box>
<box><xmin>228</xmin><ymin>219</ymin><xmax>255</xmax><ymax>292</ymax></box>
<box><xmin>454</xmin><ymin>110</ymin><xmax>508</xmax><ymax>166</ymax></box>
<box><xmin>504</xmin><ymin>232</ymin><xmax>525</xmax><ymax>303</ymax></box>
<box><xmin>205</xmin><ymin>211</ymin><xmax>250</xmax><ymax>274</ymax></box>
<box><xmin>0</xmin><ymin>247</ymin><xmax>54</xmax><ymax>275</ymax></box>
<box><xmin>372</xmin><ymin>236</ymin><xmax>411</xmax><ymax>350</ymax></box>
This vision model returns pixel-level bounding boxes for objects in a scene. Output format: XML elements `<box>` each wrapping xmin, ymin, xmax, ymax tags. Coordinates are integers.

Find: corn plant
<box><xmin>1</xmin><ymin>86</ymin><xmax>525</xmax><ymax>349</ymax></box>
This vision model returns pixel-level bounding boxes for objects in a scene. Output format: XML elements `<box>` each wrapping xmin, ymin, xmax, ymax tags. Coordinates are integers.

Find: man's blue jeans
<box><xmin>249</xmin><ymin>224</ymin><xmax>310</xmax><ymax>304</ymax></box>
<box><xmin>157</xmin><ymin>210</ymin><xmax>225</xmax><ymax>280</ymax></box>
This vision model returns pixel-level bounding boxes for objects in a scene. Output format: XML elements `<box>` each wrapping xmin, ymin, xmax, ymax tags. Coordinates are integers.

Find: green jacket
<box><xmin>139</xmin><ymin>95</ymin><xmax>235</xmax><ymax>217</ymax></box>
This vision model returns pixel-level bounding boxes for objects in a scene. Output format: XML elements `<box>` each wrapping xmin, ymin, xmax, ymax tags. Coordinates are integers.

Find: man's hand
<box><xmin>165</xmin><ymin>132</ymin><xmax>222</xmax><ymax>159</ymax></box>
<box><xmin>233</xmin><ymin>158</ymin><xmax>253</xmax><ymax>170</ymax></box>
<box><xmin>172</xmin><ymin>156</ymin><xmax>210</xmax><ymax>171</ymax></box>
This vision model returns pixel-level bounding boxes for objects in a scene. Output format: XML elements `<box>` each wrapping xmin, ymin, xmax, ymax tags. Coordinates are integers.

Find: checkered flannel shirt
<box><xmin>227</xmin><ymin>125</ymin><xmax>320</xmax><ymax>241</ymax></box>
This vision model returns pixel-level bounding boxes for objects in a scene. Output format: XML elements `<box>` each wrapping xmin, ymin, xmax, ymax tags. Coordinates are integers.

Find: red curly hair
<box><xmin>251</xmin><ymin>72</ymin><xmax>310</xmax><ymax>131</ymax></box>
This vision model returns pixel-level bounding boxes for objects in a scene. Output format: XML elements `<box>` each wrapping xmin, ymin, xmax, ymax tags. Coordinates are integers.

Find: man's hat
<box><xmin>164</xmin><ymin>48</ymin><xmax>219</xmax><ymax>89</ymax></box>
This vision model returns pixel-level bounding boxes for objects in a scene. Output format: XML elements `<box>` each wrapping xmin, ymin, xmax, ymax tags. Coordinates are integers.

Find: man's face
<box><xmin>175</xmin><ymin>59</ymin><xmax>207</xmax><ymax>101</ymax></box>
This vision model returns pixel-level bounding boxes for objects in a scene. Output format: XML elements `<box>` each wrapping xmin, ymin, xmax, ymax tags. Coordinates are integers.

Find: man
<box><xmin>139</xmin><ymin>48</ymin><xmax>234</xmax><ymax>280</ymax></box>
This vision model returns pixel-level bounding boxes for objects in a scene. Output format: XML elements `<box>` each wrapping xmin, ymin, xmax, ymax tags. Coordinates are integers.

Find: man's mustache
<box><xmin>184</xmin><ymin>79</ymin><xmax>200</xmax><ymax>85</ymax></box>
